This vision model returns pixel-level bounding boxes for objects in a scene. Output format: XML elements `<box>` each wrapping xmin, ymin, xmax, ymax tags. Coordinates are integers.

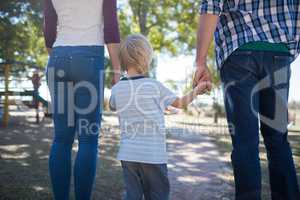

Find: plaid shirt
<box><xmin>200</xmin><ymin>0</ymin><xmax>300</xmax><ymax>68</ymax></box>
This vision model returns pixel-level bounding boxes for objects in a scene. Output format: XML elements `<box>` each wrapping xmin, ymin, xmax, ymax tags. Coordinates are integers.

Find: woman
<box><xmin>43</xmin><ymin>0</ymin><xmax>120</xmax><ymax>199</ymax></box>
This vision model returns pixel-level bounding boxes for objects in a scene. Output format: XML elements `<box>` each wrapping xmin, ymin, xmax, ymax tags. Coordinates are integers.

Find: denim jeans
<box><xmin>46</xmin><ymin>46</ymin><xmax>104</xmax><ymax>200</ymax></box>
<box><xmin>220</xmin><ymin>50</ymin><xmax>300</xmax><ymax>200</ymax></box>
<box><xmin>121</xmin><ymin>161</ymin><xmax>170</xmax><ymax>200</ymax></box>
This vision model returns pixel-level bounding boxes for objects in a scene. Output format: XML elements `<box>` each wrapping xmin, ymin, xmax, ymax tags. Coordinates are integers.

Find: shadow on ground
<box><xmin>3</xmin><ymin>112</ymin><xmax>298</xmax><ymax>200</ymax></box>
<box><xmin>0</xmin><ymin>112</ymin><xmax>123</xmax><ymax>200</ymax></box>
<box><xmin>165</xmin><ymin>124</ymin><xmax>234</xmax><ymax>200</ymax></box>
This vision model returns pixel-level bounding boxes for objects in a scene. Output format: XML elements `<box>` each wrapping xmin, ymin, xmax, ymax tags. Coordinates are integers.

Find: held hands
<box><xmin>192</xmin><ymin>62</ymin><xmax>212</xmax><ymax>91</ymax></box>
<box><xmin>194</xmin><ymin>81</ymin><xmax>212</xmax><ymax>95</ymax></box>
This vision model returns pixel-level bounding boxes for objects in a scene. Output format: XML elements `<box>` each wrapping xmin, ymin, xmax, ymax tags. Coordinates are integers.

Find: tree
<box><xmin>119</xmin><ymin>0</ymin><xmax>219</xmax><ymax>82</ymax></box>
<box><xmin>165</xmin><ymin>79</ymin><xmax>179</xmax><ymax>91</ymax></box>
<box><xmin>0</xmin><ymin>0</ymin><xmax>45</xmax><ymax>67</ymax></box>
<box><xmin>105</xmin><ymin>0</ymin><xmax>218</xmax><ymax>88</ymax></box>
<box><xmin>119</xmin><ymin>0</ymin><xmax>201</xmax><ymax>55</ymax></box>
<box><xmin>1</xmin><ymin>0</ymin><xmax>220</xmax><ymax>89</ymax></box>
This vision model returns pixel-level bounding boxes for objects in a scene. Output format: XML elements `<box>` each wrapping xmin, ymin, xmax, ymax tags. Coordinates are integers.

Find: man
<box><xmin>193</xmin><ymin>0</ymin><xmax>300</xmax><ymax>199</ymax></box>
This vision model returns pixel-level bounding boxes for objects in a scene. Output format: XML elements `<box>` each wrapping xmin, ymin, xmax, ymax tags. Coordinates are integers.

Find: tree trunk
<box><xmin>138</xmin><ymin>1</ymin><xmax>149</xmax><ymax>36</ymax></box>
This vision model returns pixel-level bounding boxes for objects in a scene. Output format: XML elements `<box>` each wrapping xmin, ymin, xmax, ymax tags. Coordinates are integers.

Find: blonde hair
<box><xmin>119</xmin><ymin>34</ymin><xmax>153</xmax><ymax>74</ymax></box>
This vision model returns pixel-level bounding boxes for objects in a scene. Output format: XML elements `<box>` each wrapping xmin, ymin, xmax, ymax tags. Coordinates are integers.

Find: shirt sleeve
<box><xmin>43</xmin><ymin>0</ymin><xmax>57</xmax><ymax>48</ymax></box>
<box><xmin>103</xmin><ymin>0</ymin><xmax>121</xmax><ymax>44</ymax></box>
<box><xmin>158</xmin><ymin>82</ymin><xmax>178</xmax><ymax>110</ymax></box>
<box><xmin>200</xmin><ymin>0</ymin><xmax>223</xmax><ymax>16</ymax></box>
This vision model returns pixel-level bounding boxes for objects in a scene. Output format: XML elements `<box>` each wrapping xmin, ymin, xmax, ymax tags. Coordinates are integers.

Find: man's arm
<box><xmin>193</xmin><ymin>0</ymin><xmax>223</xmax><ymax>88</ymax></box>
<box><xmin>193</xmin><ymin>14</ymin><xmax>219</xmax><ymax>89</ymax></box>
<box><xmin>195</xmin><ymin>14</ymin><xmax>219</xmax><ymax>66</ymax></box>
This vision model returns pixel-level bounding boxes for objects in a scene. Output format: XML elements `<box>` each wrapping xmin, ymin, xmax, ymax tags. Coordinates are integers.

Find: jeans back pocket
<box><xmin>221</xmin><ymin>51</ymin><xmax>256</xmax><ymax>84</ymax></box>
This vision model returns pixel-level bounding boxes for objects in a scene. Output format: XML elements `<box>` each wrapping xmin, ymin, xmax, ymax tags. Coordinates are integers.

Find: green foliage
<box><xmin>0</xmin><ymin>0</ymin><xmax>219</xmax><ymax>88</ymax></box>
<box><xmin>165</xmin><ymin>79</ymin><xmax>179</xmax><ymax>91</ymax></box>
<box><xmin>0</xmin><ymin>0</ymin><xmax>46</xmax><ymax>67</ymax></box>
<box><xmin>119</xmin><ymin>1</ymin><xmax>219</xmax><ymax>88</ymax></box>
<box><xmin>104</xmin><ymin>57</ymin><xmax>114</xmax><ymax>89</ymax></box>
<box><xmin>120</xmin><ymin>0</ymin><xmax>200</xmax><ymax>55</ymax></box>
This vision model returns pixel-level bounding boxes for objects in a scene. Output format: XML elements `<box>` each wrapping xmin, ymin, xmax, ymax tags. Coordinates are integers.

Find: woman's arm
<box><xmin>103</xmin><ymin>0</ymin><xmax>120</xmax><ymax>44</ymax></box>
<box><xmin>103</xmin><ymin>0</ymin><xmax>121</xmax><ymax>84</ymax></box>
<box><xmin>43</xmin><ymin>0</ymin><xmax>57</xmax><ymax>53</ymax></box>
<box><xmin>171</xmin><ymin>81</ymin><xmax>211</xmax><ymax>109</ymax></box>
<box><xmin>107</xmin><ymin>44</ymin><xmax>121</xmax><ymax>85</ymax></box>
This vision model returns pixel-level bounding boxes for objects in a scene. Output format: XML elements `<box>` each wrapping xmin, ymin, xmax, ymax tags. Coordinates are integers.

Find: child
<box><xmin>109</xmin><ymin>34</ymin><xmax>211</xmax><ymax>200</ymax></box>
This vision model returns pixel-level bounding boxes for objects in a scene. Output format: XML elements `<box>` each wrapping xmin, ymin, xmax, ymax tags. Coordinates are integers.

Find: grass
<box><xmin>0</xmin><ymin>110</ymin><xmax>123</xmax><ymax>200</ymax></box>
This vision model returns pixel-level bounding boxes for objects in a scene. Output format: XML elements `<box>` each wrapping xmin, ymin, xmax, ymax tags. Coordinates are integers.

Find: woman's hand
<box><xmin>47</xmin><ymin>48</ymin><xmax>52</xmax><ymax>55</ymax></box>
<box><xmin>112</xmin><ymin>72</ymin><xmax>121</xmax><ymax>85</ymax></box>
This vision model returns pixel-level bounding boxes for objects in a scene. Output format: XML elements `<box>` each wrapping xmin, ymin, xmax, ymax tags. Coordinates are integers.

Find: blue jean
<box><xmin>46</xmin><ymin>46</ymin><xmax>104</xmax><ymax>200</ymax></box>
<box><xmin>221</xmin><ymin>50</ymin><xmax>300</xmax><ymax>200</ymax></box>
<box><xmin>121</xmin><ymin>161</ymin><xmax>170</xmax><ymax>200</ymax></box>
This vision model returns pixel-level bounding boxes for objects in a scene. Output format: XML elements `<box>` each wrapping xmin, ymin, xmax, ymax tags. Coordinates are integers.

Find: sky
<box><xmin>156</xmin><ymin>54</ymin><xmax>300</xmax><ymax>102</ymax></box>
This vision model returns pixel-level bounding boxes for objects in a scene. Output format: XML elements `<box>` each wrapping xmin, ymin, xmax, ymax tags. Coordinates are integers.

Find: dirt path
<box><xmin>0</xmin><ymin>111</ymin><xmax>234</xmax><ymax>199</ymax></box>
<box><xmin>166</xmin><ymin>117</ymin><xmax>234</xmax><ymax>200</ymax></box>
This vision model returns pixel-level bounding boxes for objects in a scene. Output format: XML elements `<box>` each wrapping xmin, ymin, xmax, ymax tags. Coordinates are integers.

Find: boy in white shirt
<box><xmin>110</xmin><ymin>34</ymin><xmax>211</xmax><ymax>200</ymax></box>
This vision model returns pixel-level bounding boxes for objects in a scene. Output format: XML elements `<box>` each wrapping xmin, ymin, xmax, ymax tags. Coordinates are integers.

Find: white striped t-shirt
<box><xmin>109</xmin><ymin>76</ymin><xmax>177</xmax><ymax>164</ymax></box>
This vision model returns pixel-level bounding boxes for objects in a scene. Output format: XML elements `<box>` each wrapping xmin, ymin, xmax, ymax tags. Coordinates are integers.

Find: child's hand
<box><xmin>194</xmin><ymin>81</ymin><xmax>212</xmax><ymax>95</ymax></box>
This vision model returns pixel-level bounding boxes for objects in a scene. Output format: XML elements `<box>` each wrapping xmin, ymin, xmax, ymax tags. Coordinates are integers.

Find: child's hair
<box><xmin>119</xmin><ymin>34</ymin><xmax>153</xmax><ymax>74</ymax></box>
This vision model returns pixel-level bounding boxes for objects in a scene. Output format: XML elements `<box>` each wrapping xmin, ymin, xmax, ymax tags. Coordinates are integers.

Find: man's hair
<box><xmin>119</xmin><ymin>34</ymin><xmax>153</xmax><ymax>74</ymax></box>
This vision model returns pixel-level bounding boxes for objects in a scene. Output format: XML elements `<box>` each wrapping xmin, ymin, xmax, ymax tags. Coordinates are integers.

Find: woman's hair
<box><xmin>119</xmin><ymin>34</ymin><xmax>153</xmax><ymax>74</ymax></box>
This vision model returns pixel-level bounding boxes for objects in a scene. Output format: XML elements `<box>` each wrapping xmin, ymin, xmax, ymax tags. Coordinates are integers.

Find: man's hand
<box><xmin>193</xmin><ymin>62</ymin><xmax>212</xmax><ymax>91</ymax></box>
<box><xmin>194</xmin><ymin>81</ymin><xmax>212</xmax><ymax>95</ymax></box>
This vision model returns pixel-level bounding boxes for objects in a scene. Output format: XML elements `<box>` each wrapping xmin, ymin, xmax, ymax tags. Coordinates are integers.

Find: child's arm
<box><xmin>171</xmin><ymin>81</ymin><xmax>211</xmax><ymax>109</ymax></box>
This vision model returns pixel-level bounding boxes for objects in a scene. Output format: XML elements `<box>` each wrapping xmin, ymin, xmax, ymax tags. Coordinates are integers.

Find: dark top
<box><xmin>43</xmin><ymin>0</ymin><xmax>120</xmax><ymax>48</ymax></box>
<box><xmin>238</xmin><ymin>42</ymin><xmax>289</xmax><ymax>53</ymax></box>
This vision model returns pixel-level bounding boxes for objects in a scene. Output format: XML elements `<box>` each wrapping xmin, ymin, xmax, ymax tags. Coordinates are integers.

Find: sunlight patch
<box><xmin>1</xmin><ymin>152</ymin><xmax>30</xmax><ymax>159</ymax></box>
<box><xmin>33</xmin><ymin>186</ymin><xmax>44</xmax><ymax>191</ymax></box>
<box><xmin>0</xmin><ymin>144</ymin><xmax>29</xmax><ymax>152</ymax></box>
